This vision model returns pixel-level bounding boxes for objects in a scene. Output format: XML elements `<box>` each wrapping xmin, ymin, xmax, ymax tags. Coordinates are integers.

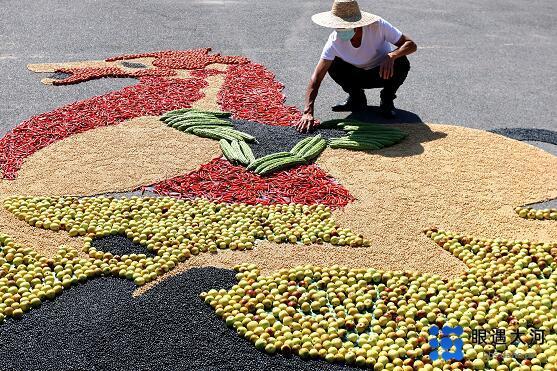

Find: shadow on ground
<box><xmin>336</xmin><ymin>107</ymin><xmax>447</xmax><ymax>158</ymax></box>
<box><xmin>347</xmin><ymin>105</ymin><xmax>423</xmax><ymax>125</ymax></box>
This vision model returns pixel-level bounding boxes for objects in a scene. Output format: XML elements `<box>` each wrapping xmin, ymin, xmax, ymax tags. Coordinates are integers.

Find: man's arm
<box><xmin>296</xmin><ymin>58</ymin><xmax>333</xmax><ymax>133</ymax></box>
<box><xmin>379</xmin><ymin>34</ymin><xmax>417</xmax><ymax>79</ymax></box>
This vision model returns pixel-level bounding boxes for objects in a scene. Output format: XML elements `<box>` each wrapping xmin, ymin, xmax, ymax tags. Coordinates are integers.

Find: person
<box><xmin>297</xmin><ymin>0</ymin><xmax>417</xmax><ymax>132</ymax></box>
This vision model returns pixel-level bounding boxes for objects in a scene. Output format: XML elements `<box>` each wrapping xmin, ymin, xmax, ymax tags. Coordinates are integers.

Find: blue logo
<box><xmin>428</xmin><ymin>325</ymin><xmax>464</xmax><ymax>361</ymax></box>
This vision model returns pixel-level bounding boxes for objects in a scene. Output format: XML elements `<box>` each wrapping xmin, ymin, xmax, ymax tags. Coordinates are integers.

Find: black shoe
<box><xmin>332</xmin><ymin>90</ymin><xmax>367</xmax><ymax>112</ymax></box>
<box><xmin>379</xmin><ymin>98</ymin><xmax>396</xmax><ymax>118</ymax></box>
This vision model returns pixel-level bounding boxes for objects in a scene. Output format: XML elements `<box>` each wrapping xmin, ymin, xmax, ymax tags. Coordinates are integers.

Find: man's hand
<box><xmin>379</xmin><ymin>53</ymin><xmax>395</xmax><ymax>80</ymax></box>
<box><xmin>296</xmin><ymin>113</ymin><xmax>316</xmax><ymax>133</ymax></box>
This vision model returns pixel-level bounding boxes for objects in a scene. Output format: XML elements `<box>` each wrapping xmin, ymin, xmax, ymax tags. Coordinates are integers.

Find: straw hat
<box><xmin>312</xmin><ymin>0</ymin><xmax>380</xmax><ymax>28</ymax></box>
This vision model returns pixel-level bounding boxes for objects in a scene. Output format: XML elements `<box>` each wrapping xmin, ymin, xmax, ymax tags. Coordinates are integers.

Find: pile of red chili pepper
<box><xmin>50</xmin><ymin>66</ymin><xmax>175</xmax><ymax>85</ymax></box>
<box><xmin>0</xmin><ymin>76</ymin><xmax>206</xmax><ymax>179</ymax></box>
<box><xmin>149</xmin><ymin>158</ymin><xmax>355</xmax><ymax>208</ymax></box>
<box><xmin>106</xmin><ymin>48</ymin><xmax>249</xmax><ymax>69</ymax></box>
<box><xmin>0</xmin><ymin>49</ymin><xmax>308</xmax><ymax>180</ymax></box>
<box><xmin>218</xmin><ymin>63</ymin><xmax>302</xmax><ymax>127</ymax></box>
<box><xmin>188</xmin><ymin>68</ymin><xmax>227</xmax><ymax>79</ymax></box>
<box><xmin>109</xmin><ymin>49</ymin><xmax>304</xmax><ymax>126</ymax></box>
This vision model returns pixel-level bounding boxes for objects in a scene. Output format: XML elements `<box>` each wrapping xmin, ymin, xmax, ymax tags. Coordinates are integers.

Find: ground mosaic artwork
<box><xmin>0</xmin><ymin>49</ymin><xmax>556</xmax><ymax>370</ymax></box>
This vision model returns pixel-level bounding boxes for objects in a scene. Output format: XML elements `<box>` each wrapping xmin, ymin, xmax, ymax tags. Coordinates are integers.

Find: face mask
<box><xmin>336</xmin><ymin>28</ymin><xmax>355</xmax><ymax>41</ymax></box>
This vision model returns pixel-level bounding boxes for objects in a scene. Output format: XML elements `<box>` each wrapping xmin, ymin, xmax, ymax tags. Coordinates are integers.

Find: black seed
<box><xmin>489</xmin><ymin>127</ymin><xmax>557</xmax><ymax>145</ymax></box>
<box><xmin>91</xmin><ymin>235</ymin><xmax>156</xmax><ymax>257</ymax></box>
<box><xmin>232</xmin><ymin>119</ymin><xmax>345</xmax><ymax>159</ymax></box>
<box><xmin>0</xmin><ymin>268</ymin><xmax>364</xmax><ymax>371</ymax></box>
<box><xmin>121</xmin><ymin>61</ymin><xmax>147</xmax><ymax>69</ymax></box>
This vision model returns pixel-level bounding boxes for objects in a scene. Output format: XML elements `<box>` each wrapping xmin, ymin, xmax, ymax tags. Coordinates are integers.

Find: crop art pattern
<box><xmin>0</xmin><ymin>49</ymin><xmax>555</xmax><ymax>370</ymax></box>
<box><xmin>202</xmin><ymin>230</ymin><xmax>557</xmax><ymax>369</ymax></box>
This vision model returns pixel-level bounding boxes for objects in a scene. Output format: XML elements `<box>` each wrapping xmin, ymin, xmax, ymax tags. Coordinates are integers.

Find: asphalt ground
<box><xmin>0</xmin><ymin>0</ymin><xmax>555</xmax><ymax>150</ymax></box>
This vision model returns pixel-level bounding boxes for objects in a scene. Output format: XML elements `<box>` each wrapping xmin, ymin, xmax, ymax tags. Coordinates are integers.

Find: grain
<box><xmin>0</xmin><ymin>116</ymin><xmax>220</xmax><ymax>197</ymax></box>
<box><xmin>320</xmin><ymin>123</ymin><xmax>557</xmax><ymax>273</ymax></box>
<box><xmin>136</xmin><ymin>123</ymin><xmax>557</xmax><ymax>295</ymax></box>
<box><xmin>0</xmin><ymin>116</ymin><xmax>220</xmax><ymax>257</ymax></box>
<box><xmin>0</xmin><ymin>203</ymin><xmax>85</xmax><ymax>259</ymax></box>
<box><xmin>190</xmin><ymin>64</ymin><xmax>228</xmax><ymax>112</ymax></box>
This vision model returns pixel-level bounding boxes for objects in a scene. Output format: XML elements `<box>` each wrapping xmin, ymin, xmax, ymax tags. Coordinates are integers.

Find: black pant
<box><xmin>328</xmin><ymin>56</ymin><xmax>410</xmax><ymax>102</ymax></box>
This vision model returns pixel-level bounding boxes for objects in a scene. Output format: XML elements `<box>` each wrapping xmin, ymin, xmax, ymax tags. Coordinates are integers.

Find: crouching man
<box><xmin>297</xmin><ymin>0</ymin><xmax>417</xmax><ymax>132</ymax></box>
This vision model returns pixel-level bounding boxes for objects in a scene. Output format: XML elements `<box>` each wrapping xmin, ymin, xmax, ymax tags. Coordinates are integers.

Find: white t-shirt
<box><xmin>320</xmin><ymin>18</ymin><xmax>403</xmax><ymax>70</ymax></box>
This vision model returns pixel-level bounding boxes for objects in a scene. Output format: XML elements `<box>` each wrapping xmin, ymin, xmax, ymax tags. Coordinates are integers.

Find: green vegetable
<box><xmin>187</xmin><ymin>108</ymin><xmax>231</xmax><ymax>118</ymax></box>
<box><xmin>231</xmin><ymin>140</ymin><xmax>250</xmax><ymax>165</ymax></box>
<box><xmin>257</xmin><ymin>156</ymin><xmax>308</xmax><ymax>176</ymax></box>
<box><xmin>174</xmin><ymin>121</ymin><xmax>232</xmax><ymax>132</ymax></box>
<box><xmin>320</xmin><ymin>118</ymin><xmax>407</xmax><ymax>152</ymax></box>
<box><xmin>191</xmin><ymin>128</ymin><xmax>237</xmax><ymax>141</ymax></box>
<box><xmin>219</xmin><ymin>139</ymin><xmax>237</xmax><ymax>164</ymax></box>
<box><xmin>214</xmin><ymin>127</ymin><xmax>257</xmax><ymax>142</ymax></box>
<box><xmin>297</xmin><ymin>135</ymin><xmax>322</xmax><ymax>159</ymax></box>
<box><xmin>346</xmin><ymin>137</ymin><xmax>389</xmax><ymax>146</ymax></box>
<box><xmin>346</xmin><ymin>132</ymin><xmax>405</xmax><ymax>141</ymax></box>
<box><xmin>253</xmin><ymin>157</ymin><xmax>289</xmax><ymax>174</ymax></box>
<box><xmin>247</xmin><ymin>152</ymin><xmax>293</xmax><ymax>171</ymax></box>
<box><xmin>178</xmin><ymin>117</ymin><xmax>230</xmax><ymax>125</ymax></box>
<box><xmin>161</xmin><ymin>108</ymin><xmax>191</xmax><ymax>120</ymax></box>
<box><xmin>167</xmin><ymin>116</ymin><xmax>190</xmax><ymax>126</ymax></box>
<box><xmin>299</xmin><ymin>138</ymin><xmax>327</xmax><ymax>161</ymax></box>
<box><xmin>289</xmin><ymin>137</ymin><xmax>314</xmax><ymax>156</ymax></box>
<box><xmin>342</xmin><ymin>124</ymin><xmax>388</xmax><ymax>131</ymax></box>
<box><xmin>161</xmin><ymin>108</ymin><xmax>232</xmax><ymax>125</ymax></box>
<box><xmin>317</xmin><ymin>119</ymin><xmax>362</xmax><ymax>129</ymax></box>
<box><xmin>328</xmin><ymin>138</ymin><xmax>381</xmax><ymax>150</ymax></box>
<box><xmin>184</xmin><ymin>124</ymin><xmax>232</xmax><ymax>133</ymax></box>
<box><xmin>238</xmin><ymin>141</ymin><xmax>256</xmax><ymax>164</ymax></box>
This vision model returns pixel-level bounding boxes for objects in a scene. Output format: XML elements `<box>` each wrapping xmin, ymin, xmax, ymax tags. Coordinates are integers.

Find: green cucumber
<box><xmin>231</xmin><ymin>140</ymin><xmax>249</xmax><ymax>165</ymax></box>
<box><xmin>318</xmin><ymin>119</ymin><xmax>362</xmax><ymax>128</ymax></box>
<box><xmin>183</xmin><ymin>124</ymin><xmax>230</xmax><ymax>132</ymax></box>
<box><xmin>191</xmin><ymin>128</ymin><xmax>236</xmax><ymax>141</ymax></box>
<box><xmin>214</xmin><ymin>127</ymin><xmax>256</xmax><ymax>142</ymax></box>
<box><xmin>247</xmin><ymin>152</ymin><xmax>292</xmax><ymax>171</ymax></box>
<box><xmin>161</xmin><ymin>115</ymin><xmax>176</xmax><ymax>123</ymax></box>
<box><xmin>290</xmin><ymin>137</ymin><xmax>314</xmax><ymax>155</ymax></box>
<box><xmin>188</xmin><ymin>108</ymin><xmax>231</xmax><ymax>118</ymax></box>
<box><xmin>219</xmin><ymin>139</ymin><xmax>237</xmax><ymax>164</ymax></box>
<box><xmin>347</xmin><ymin>137</ymin><xmax>390</xmax><ymax>146</ymax></box>
<box><xmin>176</xmin><ymin>121</ymin><xmax>232</xmax><ymax>130</ymax></box>
<box><xmin>298</xmin><ymin>135</ymin><xmax>323</xmax><ymax>158</ymax></box>
<box><xmin>296</xmin><ymin>135</ymin><xmax>322</xmax><ymax>158</ymax></box>
<box><xmin>180</xmin><ymin>117</ymin><xmax>230</xmax><ymax>124</ymax></box>
<box><xmin>254</xmin><ymin>157</ymin><xmax>290</xmax><ymax>174</ymax></box>
<box><xmin>257</xmin><ymin>157</ymin><xmax>308</xmax><ymax>176</ymax></box>
<box><xmin>162</xmin><ymin>108</ymin><xmax>191</xmax><ymax>119</ymax></box>
<box><xmin>238</xmin><ymin>141</ymin><xmax>256</xmax><ymax>164</ymax></box>
<box><xmin>167</xmin><ymin>116</ymin><xmax>190</xmax><ymax>126</ymax></box>
<box><xmin>329</xmin><ymin>139</ymin><xmax>381</xmax><ymax>150</ymax></box>
<box><xmin>345</xmin><ymin>130</ymin><xmax>405</xmax><ymax>137</ymax></box>
<box><xmin>299</xmin><ymin>138</ymin><xmax>327</xmax><ymax>161</ymax></box>
<box><xmin>347</xmin><ymin>133</ymin><xmax>403</xmax><ymax>142</ymax></box>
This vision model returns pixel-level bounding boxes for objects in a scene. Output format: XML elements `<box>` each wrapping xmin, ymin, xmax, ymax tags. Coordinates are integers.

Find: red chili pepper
<box><xmin>149</xmin><ymin>158</ymin><xmax>354</xmax><ymax>209</ymax></box>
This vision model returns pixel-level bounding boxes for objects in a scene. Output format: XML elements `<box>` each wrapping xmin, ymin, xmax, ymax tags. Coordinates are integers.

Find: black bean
<box><xmin>232</xmin><ymin>120</ymin><xmax>345</xmax><ymax>159</ymax></box>
<box><xmin>0</xmin><ymin>268</ymin><xmax>363</xmax><ymax>371</ymax></box>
